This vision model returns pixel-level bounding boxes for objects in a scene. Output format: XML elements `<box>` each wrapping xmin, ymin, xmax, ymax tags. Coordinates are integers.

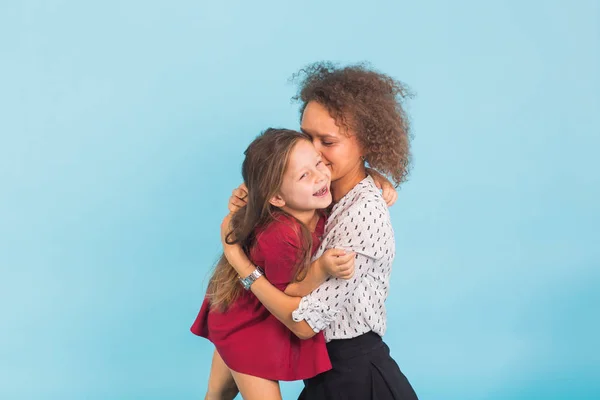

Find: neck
<box><xmin>284</xmin><ymin>208</ymin><xmax>318</xmax><ymax>230</ymax></box>
<box><xmin>331</xmin><ymin>163</ymin><xmax>367</xmax><ymax>203</ymax></box>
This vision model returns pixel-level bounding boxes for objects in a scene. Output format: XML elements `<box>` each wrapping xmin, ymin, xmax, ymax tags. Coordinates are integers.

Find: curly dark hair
<box><xmin>292</xmin><ymin>62</ymin><xmax>413</xmax><ymax>186</ymax></box>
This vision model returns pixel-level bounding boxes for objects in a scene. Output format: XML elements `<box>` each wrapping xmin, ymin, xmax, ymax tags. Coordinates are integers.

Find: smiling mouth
<box><xmin>313</xmin><ymin>185</ymin><xmax>329</xmax><ymax>197</ymax></box>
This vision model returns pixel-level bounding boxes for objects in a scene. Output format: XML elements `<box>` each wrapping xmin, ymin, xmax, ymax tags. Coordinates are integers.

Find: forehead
<box><xmin>286</xmin><ymin>140</ymin><xmax>318</xmax><ymax>171</ymax></box>
<box><xmin>301</xmin><ymin>102</ymin><xmax>342</xmax><ymax>137</ymax></box>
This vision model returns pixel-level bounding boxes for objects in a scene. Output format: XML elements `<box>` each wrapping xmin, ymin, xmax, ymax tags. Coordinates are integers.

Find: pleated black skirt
<box><xmin>298</xmin><ymin>331</ymin><xmax>418</xmax><ymax>400</ymax></box>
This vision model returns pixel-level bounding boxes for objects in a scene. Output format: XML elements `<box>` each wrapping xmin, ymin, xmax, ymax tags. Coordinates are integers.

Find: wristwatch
<box><xmin>239</xmin><ymin>266</ymin><xmax>264</xmax><ymax>290</ymax></box>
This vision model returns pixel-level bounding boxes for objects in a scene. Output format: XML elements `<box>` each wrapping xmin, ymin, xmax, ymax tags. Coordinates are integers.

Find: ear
<box><xmin>269</xmin><ymin>194</ymin><xmax>286</xmax><ymax>208</ymax></box>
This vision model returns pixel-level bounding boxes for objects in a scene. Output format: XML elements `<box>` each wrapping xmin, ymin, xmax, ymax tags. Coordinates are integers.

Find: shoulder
<box><xmin>253</xmin><ymin>214</ymin><xmax>303</xmax><ymax>272</ymax></box>
<box><xmin>333</xmin><ymin>176</ymin><xmax>389</xmax><ymax>223</ymax></box>
<box><xmin>256</xmin><ymin>214</ymin><xmax>302</xmax><ymax>250</ymax></box>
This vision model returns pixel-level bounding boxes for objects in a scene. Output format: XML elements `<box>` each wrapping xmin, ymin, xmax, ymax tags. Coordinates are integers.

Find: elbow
<box><xmin>294</xmin><ymin>330</ymin><xmax>316</xmax><ymax>340</ymax></box>
<box><xmin>292</xmin><ymin>324</ymin><xmax>317</xmax><ymax>340</ymax></box>
<box><xmin>283</xmin><ymin>288</ymin><xmax>301</xmax><ymax>298</ymax></box>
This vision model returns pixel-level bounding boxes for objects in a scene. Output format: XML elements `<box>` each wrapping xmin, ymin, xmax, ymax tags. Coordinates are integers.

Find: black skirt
<box><xmin>298</xmin><ymin>331</ymin><xmax>418</xmax><ymax>400</ymax></box>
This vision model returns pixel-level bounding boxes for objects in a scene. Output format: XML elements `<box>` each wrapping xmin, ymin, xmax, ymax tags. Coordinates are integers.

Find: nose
<box><xmin>314</xmin><ymin>168</ymin><xmax>327</xmax><ymax>184</ymax></box>
<box><xmin>312</xmin><ymin>140</ymin><xmax>323</xmax><ymax>155</ymax></box>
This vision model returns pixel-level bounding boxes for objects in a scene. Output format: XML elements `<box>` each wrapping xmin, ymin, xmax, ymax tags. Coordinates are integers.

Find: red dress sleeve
<box><xmin>253</xmin><ymin>218</ymin><xmax>303</xmax><ymax>290</ymax></box>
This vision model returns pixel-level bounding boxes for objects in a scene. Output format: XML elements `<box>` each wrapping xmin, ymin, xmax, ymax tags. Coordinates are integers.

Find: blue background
<box><xmin>1</xmin><ymin>1</ymin><xmax>598</xmax><ymax>399</ymax></box>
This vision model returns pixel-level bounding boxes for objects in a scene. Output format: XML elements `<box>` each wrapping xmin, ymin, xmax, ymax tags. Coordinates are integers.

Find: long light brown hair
<box><xmin>207</xmin><ymin>128</ymin><xmax>316</xmax><ymax>312</ymax></box>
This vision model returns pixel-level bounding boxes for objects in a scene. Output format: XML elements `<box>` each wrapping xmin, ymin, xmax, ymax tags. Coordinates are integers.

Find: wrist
<box><xmin>238</xmin><ymin>261</ymin><xmax>256</xmax><ymax>278</ymax></box>
<box><xmin>224</xmin><ymin>246</ymin><xmax>251</xmax><ymax>274</ymax></box>
<box><xmin>315</xmin><ymin>258</ymin><xmax>331</xmax><ymax>278</ymax></box>
<box><xmin>314</xmin><ymin>257</ymin><xmax>325</xmax><ymax>273</ymax></box>
<box><xmin>238</xmin><ymin>265</ymin><xmax>263</xmax><ymax>290</ymax></box>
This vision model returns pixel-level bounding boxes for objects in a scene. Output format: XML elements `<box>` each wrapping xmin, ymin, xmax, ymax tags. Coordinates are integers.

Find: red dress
<box><xmin>190</xmin><ymin>214</ymin><xmax>332</xmax><ymax>381</ymax></box>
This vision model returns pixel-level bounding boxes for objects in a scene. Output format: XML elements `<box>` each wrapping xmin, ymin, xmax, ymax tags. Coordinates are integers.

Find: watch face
<box><xmin>239</xmin><ymin>276</ymin><xmax>250</xmax><ymax>290</ymax></box>
<box><xmin>239</xmin><ymin>267</ymin><xmax>262</xmax><ymax>290</ymax></box>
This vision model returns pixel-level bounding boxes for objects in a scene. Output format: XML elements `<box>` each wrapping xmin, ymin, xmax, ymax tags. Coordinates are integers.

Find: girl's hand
<box><xmin>317</xmin><ymin>248</ymin><xmax>355</xmax><ymax>280</ymax></box>
<box><xmin>228</xmin><ymin>184</ymin><xmax>249</xmax><ymax>213</ymax></box>
<box><xmin>366</xmin><ymin>168</ymin><xmax>398</xmax><ymax>207</ymax></box>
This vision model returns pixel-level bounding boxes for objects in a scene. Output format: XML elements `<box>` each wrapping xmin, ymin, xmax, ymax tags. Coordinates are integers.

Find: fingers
<box><xmin>336</xmin><ymin>258</ymin><xmax>355</xmax><ymax>280</ymax></box>
<box><xmin>229</xmin><ymin>185</ymin><xmax>249</xmax><ymax>213</ymax></box>
<box><xmin>389</xmin><ymin>190</ymin><xmax>398</xmax><ymax>206</ymax></box>
<box><xmin>367</xmin><ymin>168</ymin><xmax>398</xmax><ymax>207</ymax></box>
<box><xmin>335</xmin><ymin>252</ymin><xmax>355</xmax><ymax>264</ymax></box>
<box><xmin>326</xmin><ymin>248</ymin><xmax>348</xmax><ymax>257</ymax></box>
<box><xmin>381</xmin><ymin>184</ymin><xmax>398</xmax><ymax>207</ymax></box>
<box><xmin>381</xmin><ymin>185</ymin><xmax>391</xmax><ymax>204</ymax></box>
<box><xmin>387</xmin><ymin>188</ymin><xmax>398</xmax><ymax>206</ymax></box>
<box><xmin>337</xmin><ymin>271</ymin><xmax>354</xmax><ymax>280</ymax></box>
<box><xmin>366</xmin><ymin>167</ymin><xmax>383</xmax><ymax>189</ymax></box>
<box><xmin>228</xmin><ymin>196</ymin><xmax>247</xmax><ymax>213</ymax></box>
<box><xmin>373</xmin><ymin>177</ymin><xmax>383</xmax><ymax>189</ymax></box>
<box><xmin>233</xmin><ymin>184</ymin><xmax>248</xmax><ymax>200</ymax></box>
<box><xmin>325</xmin><ymin>249</ymin><xmax>354</xmax><ymax>265</ymax></box>
<box><xmin>232</xmin><ymin>188</ymin><xmax>247</xmax><ymax>200</ymax></box>
<box><xmin>322</xmin><ymin>249</ymin><xmax>356</xmax><ymax>279</ymax></box>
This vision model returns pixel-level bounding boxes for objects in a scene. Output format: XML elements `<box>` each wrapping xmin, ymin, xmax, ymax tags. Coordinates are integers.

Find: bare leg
<box><xmin>205</xmin><ymin>349</ymin><xmax>239</xmax><ymax>400</ymax></box>
<box><xmin>230</xmin><ymin>369</ymin><xmax>282</xmax><ymax>400</ymax></box>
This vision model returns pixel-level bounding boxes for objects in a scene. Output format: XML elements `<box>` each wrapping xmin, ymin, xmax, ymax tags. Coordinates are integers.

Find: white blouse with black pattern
<box><xmin>292</xmin><ymin>175</ymin><xmax>395</xmax><ymax>342</ymax></box>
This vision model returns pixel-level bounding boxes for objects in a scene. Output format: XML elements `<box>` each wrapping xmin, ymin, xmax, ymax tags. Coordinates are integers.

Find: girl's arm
<box><xmin>221</xmin><ymin>215</ymin><xmax>319</xmax><ymax>339</ymax></box>
<box><xmin>228</xmin><ymin>247</ymin><xmax>316</xmax><ymax>339</ymax></box>
<box><xmin>284</xmin><ymin>249</ymin><xmax>355</xmax><ymax>297</ymax></box>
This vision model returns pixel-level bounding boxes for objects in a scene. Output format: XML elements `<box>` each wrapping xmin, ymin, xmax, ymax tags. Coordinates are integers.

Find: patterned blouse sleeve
<box><xmin>292</xmin><ymin>196</ymin><xmax>390</xmax><ymax>332</ymax></box>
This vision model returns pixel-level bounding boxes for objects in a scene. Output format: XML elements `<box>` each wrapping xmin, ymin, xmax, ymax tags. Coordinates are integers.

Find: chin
<box><xmin>320</xmin><ymin>196</ymin><xmax>333</xmax><ymax>207</ymax></box>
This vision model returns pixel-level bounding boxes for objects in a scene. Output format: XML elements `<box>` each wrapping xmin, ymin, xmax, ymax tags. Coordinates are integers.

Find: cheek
<box><xmin>319</xmin><ymin>147</ymin><xmax>336</xmax><ymax>164</ymax></box>
<box><xmin>337</xmin><ymin>140</ymin><xmax>362</xmax><ymax>166</ymax></box>
<box><xmin>347</xmin><ymin>136</ymin><xmax>364</xmax><ymax>159</ymax></box>
<box><xmin>318</xmin><ymin>165</ymin><xmax>331</xmax><ymax>179</ymax></box>
<box><xmin>285</xmin><ymin>183</ymin><xmax>312</xmax><ymax>202</ymax></box>
<box><xmin>279</xmin><ymin>179</ymin><xmax>296</xmax><ymax>200</ymax></box>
